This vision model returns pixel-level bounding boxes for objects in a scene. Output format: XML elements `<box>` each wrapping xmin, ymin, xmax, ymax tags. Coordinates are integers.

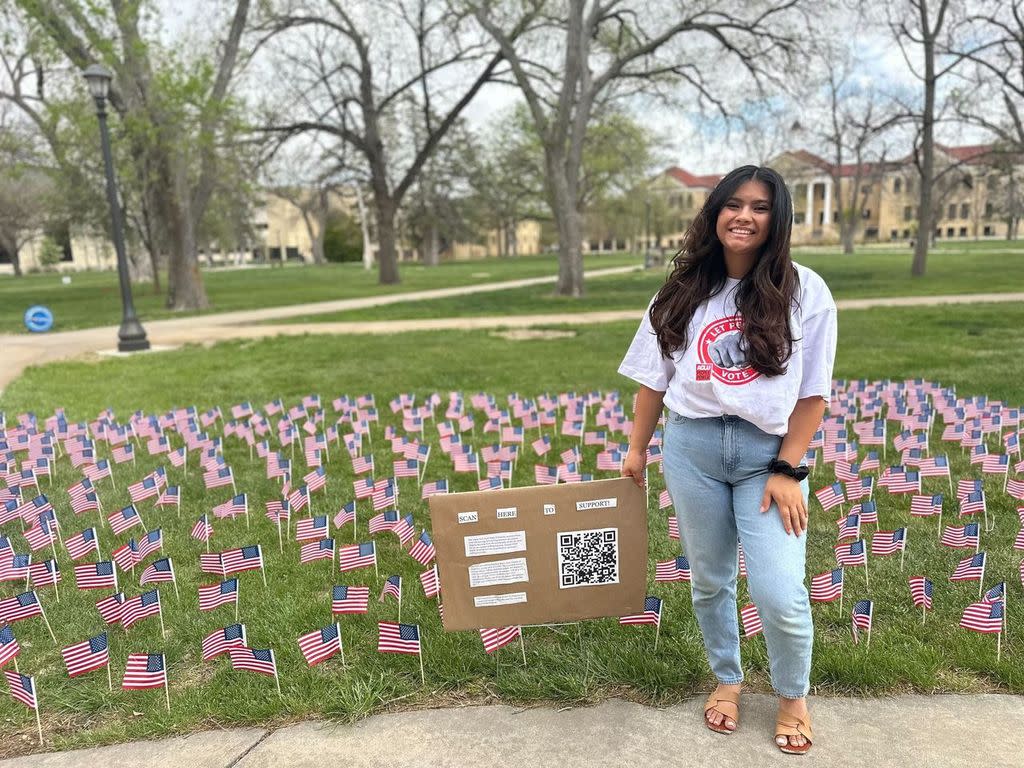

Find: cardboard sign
<box><xmin>428</xmin><ymin>477</ymin><xmax>648</xmax><ymax>631</ymax></box>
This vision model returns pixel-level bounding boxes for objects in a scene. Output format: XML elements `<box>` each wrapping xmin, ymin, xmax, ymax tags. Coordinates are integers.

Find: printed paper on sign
<box><xmin>543</xmin><ymin>504</ymin><xmax>556</xmax><ymax>515</ymax></box>
<box><xmin>557</xmin><ymin>528</ymin><xmax>619</xmax><ymax>589</ymax></box>
<box><xmin>576</xmin><ymin>497</ymin><xmax>617</xmax><ymax>511</ymax></box>
<box><xmin>468</xmin><ymin>557</ymin><xmax>529</xmax><ymax>588</ymax></box>
<box><xmin>464</xmin><ymin>530</ymin><xmax>527</xmax><ymax>558</ymax></box>
<box><xmin>474</xmin><ymin>592</ymin><xmax>528</xmax><ymax>608</ymax></box>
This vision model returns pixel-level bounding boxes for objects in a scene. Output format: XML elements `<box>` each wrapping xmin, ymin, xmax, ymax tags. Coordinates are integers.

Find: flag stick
<box><xmin>338</xmin><ymin>623</ymin><xmax>346</xmax><ymax>667</ymax></box>
<box><xmin>866</xmin><ymin>627</ymin><xmax>872</xmax><ymax>649</ymax></box>
<box><xmin>900</xmin><ymin>544</ymin><xmax>906</xmax><ymax>572</ymax></box>
<box><xmin>273</xmin><ymin>667</ymin><xmax>282</xmax><ymax>698</ymax></box>
<box><xmin>979</xmin><ymin>560</ymin><xmax>986</xmax><ymax>599</ymax></box>
<box><xmin>997</xmin><ymin>631</ymin><xmax>1002</xmax><ymax>662</ymax></box>
<box><xmin>520</xmin><ymin>632</ymin><xmax>527</xmax><ymax>666</ymax></box>
<box><xmin>418</xmin><ymin>642</ymin><xmax>425</xmax><ymax>686</ymax></box>
<box><xmin>277</xmin><ymin>516</ymin><xmax>283</xmax><ymax>553</ymax></box>
<box><xmin>234</xmin><ymin>591</ymin><xmax>239</xmax><ymax>622</ymax></box>
<box><xmin>654</xmin><ymin>619</ymin><xmax>662</xmax><ymax>652</ymax></box>
<box><xmin>398</xmin><ymin>589</ymin><xmax>402</xmax><ymax>623</ymax></box>
<box><xmin>13</xmin><ymin>656</ymin><xmax>19</xmax><ymax>674</ymax></box>
<box><xmin>922</xmin><ymin>604</ymin><xmax>926</xmax><ymax>625</ymax></box>
<box><xmin>260</xmin><ymin>564</ymin><xmax>268</xmax><ymax>588</ymax></box>
<box><xmin>864</xmin><ymin>560</ymin><xmax>870</xmax><ymax>590</ymax></box>
<box><xmin>38</xmin><ymin>600</ymin><xmax>57</xmax><ymax>643</ymax></box>
<box><xmin>163</xmin><ymin>673</ymin><xmax>171</xmax><ymax>712</ymax></box>
<box><xmin>33</xmin><ymin>694</ymin><xmax>42</xmax><ymax>746</ymax></box>
<box><xmin>938</xmin><ymin>506</ymin><xmax>943</xmax><ymax>540</ymax></box>
<box><xmin>159</xmin><ymin>602</ymin><xmax>166</xmax><ymax>639</ymax></box>
<box><xmin>107</xmin><ymin>661</ymin><xmax>113</xmax><ymax>691</ymax></box>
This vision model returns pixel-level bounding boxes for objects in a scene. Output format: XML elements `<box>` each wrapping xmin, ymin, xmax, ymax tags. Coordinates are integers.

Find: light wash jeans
<box><xmin>663</xmin><ymin>411</ymin><xmax>812</xmax><ymax>699</ymax></box>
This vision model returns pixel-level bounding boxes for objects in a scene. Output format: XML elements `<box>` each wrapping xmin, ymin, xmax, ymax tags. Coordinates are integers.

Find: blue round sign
<box><xmin>24</xmin><ymin>305</ymin><xmax>54</xmax><ymax>333</ymax></box>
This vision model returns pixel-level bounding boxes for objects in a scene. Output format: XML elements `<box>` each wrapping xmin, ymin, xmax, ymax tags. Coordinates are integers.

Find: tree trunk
<box><xmin>425</xmin><ymin>218</ymin><xmax>440</xmax><ymax>266</ymax></box>
<box><xmin>911</xmin><ymin>8</ymin><xmax>937</xmax><ymax>277</ymax></box>
<box><xmin>375</xmin><ymin>198</ymin><xmax>400</xmax><ymax>284</ymax></box>
<box><xmin>8</xmin><ymin>246</ymin><xmax>22</xmax><ymax>277</ymax></box>
<box><xmin>841</xmin><ymin>221</ymin><xmax>856</xmax><ymax>254</ymax></box>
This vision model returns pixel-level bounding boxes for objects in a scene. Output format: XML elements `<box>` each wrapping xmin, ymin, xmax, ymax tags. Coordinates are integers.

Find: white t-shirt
<box><xmin>618</xmin><ymin>262</ymin><xmax>838</xmax><ymax>436</ymax></box>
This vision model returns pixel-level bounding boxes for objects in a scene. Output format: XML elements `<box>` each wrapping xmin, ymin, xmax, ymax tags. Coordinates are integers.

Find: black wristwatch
<box><xmin>768</xmin><ymin>458</ymin><xmax>809</xmax><ymax>481</ymax></box>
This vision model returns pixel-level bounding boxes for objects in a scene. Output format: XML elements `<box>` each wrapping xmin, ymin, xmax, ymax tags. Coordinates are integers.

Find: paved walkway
<box><xmin>2</xmin><ymin>274</ymin><xmax>1024</xmax><ymax>395</ymax></box>
<box><xmin>2</xmin><ymin>694</ymin><xmax>1021</xmax><ymax>767</ymax></box>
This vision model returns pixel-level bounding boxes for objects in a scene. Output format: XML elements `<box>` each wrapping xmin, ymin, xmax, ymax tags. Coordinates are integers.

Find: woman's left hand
<box><xmin>760</xmin><ymin>474</ymin><xmax>808</xmax><ymax>536</ymax></box>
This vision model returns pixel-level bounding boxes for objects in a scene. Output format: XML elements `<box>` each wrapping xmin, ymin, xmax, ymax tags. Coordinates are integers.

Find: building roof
<box><xmin>665</xmin><ymin>166</ymin><xmax>722</xmax><ymax>189</ymax></box>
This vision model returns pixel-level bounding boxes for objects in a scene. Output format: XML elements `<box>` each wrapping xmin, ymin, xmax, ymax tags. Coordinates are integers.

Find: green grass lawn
<box><xmin>281</xmin><ymin>240</ymin><xmax>1024</xmax><ymax>323</ymax></box>
<box><xmin>0</xmin><ymin>302</ymin><xmax>1022</xmax><ymax>756</ymax></box>
<box><xmin>0</xmin><ymin>253</ymin><xmax>639</xmax><ymax>334</ymax></box>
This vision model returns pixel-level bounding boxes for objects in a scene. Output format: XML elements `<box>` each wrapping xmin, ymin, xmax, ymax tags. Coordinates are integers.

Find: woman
<box><xmin>618</xmin><ymin>165</ymin><xmax>837</xmax><ymax>755</ymax></box>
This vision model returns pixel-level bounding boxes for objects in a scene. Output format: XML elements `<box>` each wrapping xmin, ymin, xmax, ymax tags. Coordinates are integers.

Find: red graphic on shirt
<box><xmin>696</xmin><ymin>315</ymin><xmax>761</xmax><ymax>386</ymax></box>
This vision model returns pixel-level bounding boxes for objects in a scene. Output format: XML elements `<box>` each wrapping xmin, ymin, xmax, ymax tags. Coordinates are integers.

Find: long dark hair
<box><xmin>650</xmin><ymin>165</ymin><xmax>798</xmax><ymax>377</ymax></box>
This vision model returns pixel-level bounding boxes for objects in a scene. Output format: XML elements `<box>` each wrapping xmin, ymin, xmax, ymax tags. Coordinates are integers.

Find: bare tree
<box><xmin>472</xmin><ymin>0</ymin><xmax>802</xmax><ymax>297</ymax></box>
<box><xmin>16</xmin><ymin>0</ymin><xmax>255</xmax><ymax>309</ymax></box>
<box><xmin>263</xmin><ymin>0</ymin><xmax>523</xmax><ymax>285</ymax></box>
<box><xmin>887</xmin><ymin>0</ymin><xmax>962</xmax><ymax>276</ymax></box>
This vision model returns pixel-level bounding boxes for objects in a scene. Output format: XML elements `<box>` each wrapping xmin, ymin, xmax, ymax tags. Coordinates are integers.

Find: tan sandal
<box><xmin>703</xmin><ymin>689</ymin><xmax>740</xmax><ymax>734</ymax></box>
<box><xmin>775</xmin><ymin>711</ymin><xmax>814</xmax><ymax>755</ymax></box>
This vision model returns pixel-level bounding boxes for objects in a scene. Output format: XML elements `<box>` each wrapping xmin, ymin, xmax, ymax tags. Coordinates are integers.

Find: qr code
<box><xmin>557</xmin><ymin>528</ymin><xmax>619</xmax><ymax>589</ymax></box>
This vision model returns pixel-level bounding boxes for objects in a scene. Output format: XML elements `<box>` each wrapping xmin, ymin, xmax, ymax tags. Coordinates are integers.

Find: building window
<box><xmin>861</xmin><ymin>184</ymin><xmax>872</xmax><ymax>194</ymax></box>
<box><xmin>985</xmin><ymin>202</ymin><xmax>994</xmax><ymax>219</ymax></box>
<box><xmin>902</xmin><ymin>229</ymin><xmax>910</xmax><ymax>239</ymax></box>
<box><xmin>268</xmin><ymin>247</ymin><xmax>282</xmax><ymax>260</ymax></box>
<box><xmin>903</xmin><ymin>205</ymin><xmax>913</xmax><ymax>221</ymax></box>
<box><xmin>983</xmin><ymin>226</ymin><xmax>994</xmax><ymax>236</ymax></box>
<box><xmin>286</xmin><ymin>247</ymin><xmax>300</xmax><ymax>261</ymax></box>
<box><xmin>893</xmin><ymin>178</ymin><xmax>902</xmax><ymax>193</ymax></box>
<box><xmin>960</xmin><ymin>202</ymin><xmax>969</xmax><ymax>219</ymax></box>
<box><xmin>946</xmin><ymin>227</ymin><xmax>955</xmax><ymax>237</ymax></box>
<box><xmin>934</xmin><ymin>228</ymin><xmax>942</xmax><ymax>238</ymax></box>
<box><xmin>794</xmin><ymin>212</ymin><xmax>805</xmax><ymax>225</ymax></box>
<box><xmin>959</xmin><ymin>227</ymin><xmax>967</xmax><ymax>238</ymax></box>
<box><xmin>864</xmin><ymin>227</ymin><xmax>879</xmax><ymax>239</ymax></box>
<box><xmin>862</xmin><ymin>209</ymin><xmax>872</xmax><ymax>219</ymax></box>
<box><xmin>947</xmin><ymin>203</ymin><xmax>956</xmax><ymax>219</ymax></box>
<box><xmin>890</xmin><ymin>229</ymin><xmax>899</xmax><ymax>240</ymax></box>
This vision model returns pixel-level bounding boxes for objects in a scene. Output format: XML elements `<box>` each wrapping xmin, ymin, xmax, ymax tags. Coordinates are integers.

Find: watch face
<box><xmin>794</xmin><ymin>466</ymin><xmax>810</xmax><ymax>481</ymax></box>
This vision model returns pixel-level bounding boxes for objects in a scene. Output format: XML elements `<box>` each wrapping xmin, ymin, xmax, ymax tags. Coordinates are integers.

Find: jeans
<box><xmin>663</xmin><ymin>412</ymin><xmax>813</xmax><ymax>699</ymax></box>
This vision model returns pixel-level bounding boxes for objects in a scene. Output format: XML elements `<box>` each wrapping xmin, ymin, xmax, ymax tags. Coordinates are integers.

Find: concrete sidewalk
<box><xmin>3</xmin><ymin>284</ymin><xmax>1024</xmax><ymax>395</ymax></box>
<box><xmin>2</xmin><ymin>694</ymin><xmax>1021</xmax><ymax>767</ymax></box>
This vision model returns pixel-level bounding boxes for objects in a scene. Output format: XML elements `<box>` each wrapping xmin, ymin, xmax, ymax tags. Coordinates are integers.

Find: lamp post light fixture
<box><xmin>83</xmin><ymin>63</ymin><xmax>150</xmax><ymax>353</ymax></box>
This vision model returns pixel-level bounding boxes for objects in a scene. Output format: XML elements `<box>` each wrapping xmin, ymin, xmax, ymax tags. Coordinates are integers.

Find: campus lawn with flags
<box><xmin>1</xmin><ymin>300</ymin><xmax>1024</xmax><ymax>756</ymax></box>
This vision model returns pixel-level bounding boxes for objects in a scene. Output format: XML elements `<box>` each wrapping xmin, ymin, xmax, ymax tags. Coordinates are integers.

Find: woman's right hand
<box><xmin>621</xmin><ymin>447</ymin><xmax>647</xmax><ymax>488</ymax></box>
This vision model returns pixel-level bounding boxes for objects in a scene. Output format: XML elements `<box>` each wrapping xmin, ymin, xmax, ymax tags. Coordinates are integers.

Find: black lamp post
<box><xmin>83</xmin><ymin>63</ymin><xmax>150</xmax><ymax>353</ymax></box>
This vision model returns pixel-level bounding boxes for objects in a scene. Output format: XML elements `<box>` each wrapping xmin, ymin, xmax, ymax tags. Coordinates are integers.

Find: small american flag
<box><xmin>870</xmin><ymin>528</ymin><xmax>907</xmax><ymax>556</ymax></box>
<box><xmin>908</xmin><ymin>575</ymin><xmax>933</xmax><ymax>609</ymax></box>
<box><xmin>155</xmin><ymin>485</ymin><xmax>180</xmax><ymax>509</ymax></box>
<box><xmin>296</xmin><ymin>515</ymin><xmax>329</xmax><ymax>542</ymax></box>
<box><xmin>127</xmin><ymin>474</ymin><xmax>160</xmax><ymax>503</ymax></box>
<box><xmin>212</xmin><ymin>494</ymin><xmax>247</xmax><ymax>520</ymax></box>
<box><xmin>300</xmin><ymin>538</ymin><xmax>335</xmax><ymax>564</ymax></box>
<box><xmin>420</xmin><ymin>566</ymin><xmax>440</xmax><ymax>599</ymax></box>
<box><xmin>379</xmin><ymin>574</ymin><xmax>402</xmax><ymax>603</ymax></box>
<box><xmin>303</xmin><ymin>466</ymin><xmax>327</xmax><ymax>492</ymax></box>
<box><xmin>122</xmin><ymin>653</ymin><xmax>166</xmax><ymax>690</ymax></box>
<box><xmin>421</xmin><ymin>479</ymin><xmax>448</xmax><ymax>499</ymax></box>
<box><xmin>29</xmin><ymin>558</ymin><xmax>60</xmax><ymax>588</ymax></box>
<box><xmin>959</xmin><ymin>600</ymin><xmax>1003</xmax><ymax>633</ymax></box>
<box><xmin>392</xmin><ymin>514</ymin><xmax>416</xmax><ymax>546</ymax></box>
<box><xmin>655</xmin><ymin>555</ymin><xmax>691</xmax><ymax>582</ymax></box>
<box><xmin>618</xmin><ymin>596</ymin><xmax>662</xmax><ymax>627</ymax></box>
<box><xmin>203</xmin><ymin>466</ymin><xmax>234</xmax><ymax>490</ymax></box>
<box><xmin>5</xmin><ymin>669</ymin><xmax>37</xmax><ymax>709</ymax></box>
<box><xmin>222</xmin><ymin>545</ymin><xmax>263</xmax><ymax>575</ymax></box>
<box><xmin>191</xmin><ymin>515</ymin><xmax>213</xmax><ymax>542</ymax></box>
<box><xmin>111</xmin><ymin>539</ymin><xmax>139</xmax><ymax>572</ymax></box>
<box><xmin>0</xmin><ymin>591</ymin><xmax>42</xmax><ymax>622</ymax></box>
<box><xmin>810</xmin><ymin>568</ymin><xmax>844</xmax><ymax>602</ymax></box>
<box><xmin>121</xmin><ymin>589</ymin><xmax>161</xmax><ymax>630</ymax></box>
<box><xmin>338</xmin><ymin>542</ymin><xmax>376</xmax><ymax>572</ymax></box>
<box><xmin>740</xmin><ymin>603</ymin><xmax>763</xmax><ymax>637</ymax></box>
<box><xmin>334</xmin><ymin>501</ymin><xmax>356</xmax><ymax>529</ymax></box>
<box><xmin>959</xmin><ymin>491</ymin><xmax>986</xmax><ymax>517</ymax></box>
<box><xmin>918</xmin><ymin>455</ymin><xmax>950</xmax><ymax>477</ymax></box>
<box><xmin>910</xmin><ymin>494</ymin><xmax>942</xmax><ymax>517</ymax></box>
<box><xmin>532</xmin><ymin>436</ymin><xmax>551</xmax><ymax>456</ymax></box>
<box><xmin>297</xmin><ymin>623</ymin><xmax>342</xmax><ymax>666</ymax></box>
<box><xmin>814</xmin><ymin>483</ymin><xmax>845</xmax><ymax>511</ymax></box>
<box><xmin>377</xmin><ymin>621</ymin><xmax>421</xmax><ymax>655</ymax></box>
<box><xmin>408</xmin><ymin>531</ymin><xmax>436</xmax><ymax>565</ymax></box>
<box><xmin>837</xmin><ymin>513</ymin><xmax>861</xmax><ymax>541</ymax></box>
<box><xmin>24</xmin><ymin>520</ymin><xmax>56</xmax><ymax>552</ymax></box>
<box><xmin>835</xmin><ymin>540</ymin><xmax>867</xmax><ymax>566</ymax></box>
<box><xmin>95</xmin><ymin>592</ymin><xmax>126</xmax><ymax>625</ymax></box>
<box><xmin>851</xmin><ymin>500</ymin><xmax>879</xmax><ymax>525</ymax></box>
<box><xmin>140</xmin><ymin>557</ymin><xmax>175</xmax><ymax>585</ymax></box>
<box><xmin>108</xmin><ymin>505</ymin><xmax>143</xmax><ymax>536</ymax></box>
<box><xmin>941</xmin><ymin>523</ymin><xmax>980</xmax><ymax>549</ymax></box>
<box><xmin>61</xmin><ymin>633</ymin><xmax>109</xmax><ymax>678</ymax></box>
<box><xmin>851</xmin><ymin>599</ymin><xmax>873</xmax><ymax>644</ymax></box>
<box><xmin>479</xmin><ymin>625</ymin><xmax>523</xmax><ymax>653</ymax></box>
<box><xmin>202</xmin><ymin>623</ymin><xmax>247</xmax><ymax>660</ymax></box>
<box><xmin>368</xmin><ymin>509</ymin><xmax>399</xmax><ymax>534</ymax></box>
<box><xmin>331</xmin><ymin>585</ymin><xmax>369</xmax><ymax>614</ymax></box>
<box><xmin>229</xmin><ymin>647</ymin><xmax>278</xmax><ymax>677</ymax></box>
<box><xmin>0</xmin><ymin>625</ymin><xmax>20</xmax><ymax>668</ymax></box>
<box><xmin>199</xmin><ymin>578</ymin><xmax>239</xmax><ymax>611</ymax></box>
<box><xmin>950</xmin><ymin>552</ymin><xmax>986</xmax><ymax>582</ymax></box>
<box><xmin>535</xmin><ymin>465</ymin><xmax>559</xmax><ymax>485</ymax></box>
<box><xmin>137</xmin><ymin>529</ymin><xmax>163</xmax><ymax>560</ymax></box>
